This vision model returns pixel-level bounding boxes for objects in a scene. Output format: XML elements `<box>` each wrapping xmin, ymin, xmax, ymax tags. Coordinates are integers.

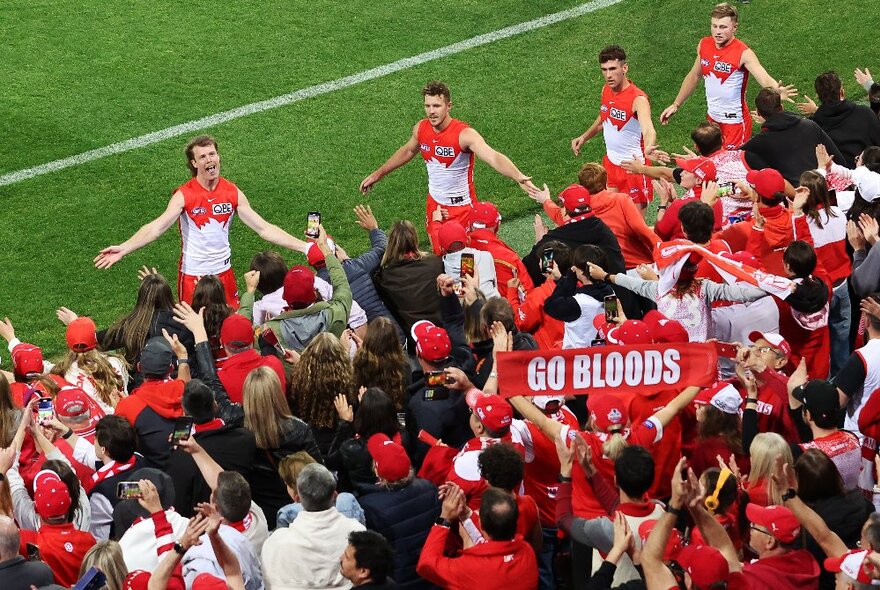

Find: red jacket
<box><xmin>469</xmin><ymin>229</ymin><xmax>534</xmax><ymax>299</ymax></box>
<box><xmin>506</xmin><ymin>280</ymin><xmax>563</xmax><ymax>350</ymax></box>
<box><xmin>20</xmin><ymin>523</ymin><xmax>96</xmax><ymax>587</ymax></box>
<box><xmin>417</xmin><ymin>525</ymin><xmax>538</xmax><ymax>590</ymax></box>
<box><xmin>218</xmin><ymin>349</ymin><xmax>286</xmax><ymax>404</ymax></box>
<box><xmin>745</xmin><ymin>207</ymin><xmax>811</xmax><ymax>276</ymax></box>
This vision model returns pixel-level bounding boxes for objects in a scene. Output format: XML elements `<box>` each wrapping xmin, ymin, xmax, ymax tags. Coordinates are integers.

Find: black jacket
<box><xmin>358</xmin><ymin>477</ymin><xmax>442</xmax><ymax>590</ymax></box>
<box><xmin>167</xmin><ymin>423</ymin><xmax>257</xmax><ymax>517</ymax></box>
<box><xmin>742</xmin><ymin>111</ymin><xmax>846</xmax><ymax>186</ymax></box>
<box><xmin>373</xmin><ymin>256</ymin><xmax>445</xmax><ymax>349</ymax></box>
<box><xmin>811</xmin><ymin>99</ymin><xmax>880</xmax><ymax>168</ymax></box>
<box><xmin>0</xmin><ymin>556</ymin><xmax>55</xmax><ymax>590</ymax></box>
<box><xmin>807</xmin><ymin>490</ymin><xmax>873</xmax><ymax>590</ymax></box>
<box><xmin>545</xmin><ymin>272</ymin><xmax>616</xmax><ymax>323</ymax></box>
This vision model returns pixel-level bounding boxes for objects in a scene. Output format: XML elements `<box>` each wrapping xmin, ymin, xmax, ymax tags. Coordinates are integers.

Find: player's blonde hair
<box><xmin>711</xmin><ymin>2</ymin><xmax>738</xmax><ymax>22</ymax></box>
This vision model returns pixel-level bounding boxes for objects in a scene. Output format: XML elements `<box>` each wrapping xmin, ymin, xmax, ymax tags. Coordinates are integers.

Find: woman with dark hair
<box><xmin>249</xmin><ymin>250</ymin><xmax>290</xmax><ymax>326</ymax></box>
<box><xmin>191</xmin><ymin>275</ymin><xmax>233</xmax><ymax>360</ymax></box>
<box><xmin>352</xmin><ymin>318</ymin><xmax>410</xmax><ymax>410</ymax></box>
<box><xmin>328</xmin><ymin>387</ymin><xmax>407</xmax><ymax>493</ymax></box>
<box><xmin>372</xmin><ymin>220</ymin><xmax>444</xmax><ymax>343</ymax></box>
<box><xmin>0</xmin><ymin>373</ymin><xmax>21</xmax><ymax>447</ymax></box>
<box><xmin>795</xmin><ymin>449</ymin><xmax>872</xmax><ymax>590</ymax></box>
<box><xmin>689</xmin><ymin>399</ymin><xmax>749</xmax><ymax>479</ymax></box>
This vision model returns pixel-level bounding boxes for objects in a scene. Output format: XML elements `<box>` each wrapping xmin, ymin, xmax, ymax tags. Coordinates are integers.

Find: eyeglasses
<box><xmin>750</xmin><ymin>525</ymin><xmax>771</xmax><ymax>536</ymax></box>
<box><xmin>754</xmin><ymin>346</ymin><xmax>784</xmax><ymax>358</ymax></box>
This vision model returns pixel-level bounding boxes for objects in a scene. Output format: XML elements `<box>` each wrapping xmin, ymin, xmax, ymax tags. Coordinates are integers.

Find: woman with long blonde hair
<box><xmin>243</xmin><ymin>366</ymin><xmax>321</xmax><ymax>530</ymax></box>
<box><xmin>290</xmin><ymin>333</ymin><xmax>353</xmax><ymax>455</ymax></box>
<box><xmin>352</xmin><ymin>318</ymin><xmax>410</xmax><ymax>410</ymax></box>
<box><xmin>744</xmin><ymin>432</ymin><xmax>793</xmax><ymax>506</ymax></box>
<box><xmin>79</xmin><ymin>541</ymin><xmax>128</xmax><ymax>590</ymax></box>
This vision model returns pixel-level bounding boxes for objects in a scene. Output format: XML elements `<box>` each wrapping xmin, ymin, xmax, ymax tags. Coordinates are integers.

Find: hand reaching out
<box><xmin>0</xmin><ymin>317</ymin><xmax>15</xmax><ymax>343</ymax></box>
<box><xmin>56</xmin><ymin>307</ymin><xmax>79</xmax><ymax>326</ymax></box>
<box><xmin>334</xmin><ymin>394</ymin><xmax>354</xmax><ymax>422</ymax></box>
<box><xmin>353</xmin><ymin>204</ymin><xmax>379</xmax><ymax>231</ymax></box>
<box><xmin>137</xmin><ymin>266</ymin><xmax>159</xmax><ymax>282</ymax></box>
<box><xmin>796</xmin><ymin>95</ymin><xmax>818</xmax><ymax>116</ymax></box>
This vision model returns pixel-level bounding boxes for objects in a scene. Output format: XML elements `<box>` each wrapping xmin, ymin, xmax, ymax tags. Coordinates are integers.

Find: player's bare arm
<box><xmin>660</xmin><ymin>52</ymin><xmax>702</xmax><ymax>124</ymax></box>
<box><xmin>740</xmin><ymin>49</ymin><xmax>797</xmax><ymax>102</ymax></box>
<box><xmin>571</xmin><ymin>115</ymin><xmax>603</xmax><ymax>156</ymax></box>
<box><xmin>633</xmin><ymin>95</ymin><xmax>661</xmax><ymax>160</ymax></box>
<box><xmin>94</xmin><ymin>191</ymin><xmax>185</xmax><ymax>269</ymax></box>
<box><xmin>460</xmin><ymin>127</ymin><xmax>538</xmax><ymax>194</ymax></box>
<box><xmin>359</xmin><ymin>124</ymin><xmax>421</xmax><ymax>194</ymax></box>
<box><xmin>619</xmin><ymin>159</ymin><xmax>675</xmax><ymax>182</ymax></box>
<box><xmin>236</xmin><ymin>191</ymin><xmax>308</xmax><ymax>253</ymax></box>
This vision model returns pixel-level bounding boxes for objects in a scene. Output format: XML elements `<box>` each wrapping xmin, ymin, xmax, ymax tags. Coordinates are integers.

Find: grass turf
<box><xmin>0</xmin><ymin>0</ymin><xmax>873</xmax><ymax>359</ymax></box>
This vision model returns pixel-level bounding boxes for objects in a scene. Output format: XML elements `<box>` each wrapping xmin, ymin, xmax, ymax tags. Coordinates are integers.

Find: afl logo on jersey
<box><xmin>700</xmin><ymin>58</ymin><xmax>710</xmax><ymax>67</ymax></box>
<box><xmin>609</xmin><ymin>107</ymin><xmax>627</xmax><ymax>122</ymax></box>
<box><xmin>600</xmin><ymin>104</ymin><xmax>608</xmax><ymax>113</ymax></box>
<box><xmin>434</xmin><ymin>146</ymin><xmax>455</xmax><ymax>158</ymax></box>
<box><xmin>192</xmin><ymin>206</ymin><xmax>207</xmax><ymax>215</ymax></box>
<box><xmin>212</xmin><ymin>203</ymin><xmax>233</xmax><ymax>215</ymax></box>
<box><xmin>714</xmin><ymin>61</ymin><xmax>733</xmax><ymax>74</ymax></box>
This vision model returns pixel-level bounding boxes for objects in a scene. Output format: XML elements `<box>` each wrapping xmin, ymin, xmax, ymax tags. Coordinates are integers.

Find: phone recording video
<box><xmin>171</xmin><ymin>416</ymin><xmax>194</xmax><ymax>445</ymax></box>
<box><xmin>37</xmin><ymin>398</ymin><xmax>54</xmax><ymax>424</ymax></box>
<box><xmin>425</xmin><ymin>371</ymin><xmax>448</xmax><ymax>387</ymax></box>
<box><xmin>306</xmin><ymin>211</ymin><xmax>321</xmax><ymax>238</ymax></box>
<box><xmin>603</xmin><ymin>294</ymin><xmax>619</xmax><ymax>322</ymax></box>
<box><xmin>460</xmin><ymin>253</ymin><xmax>475</xmax><ymax>278</ymax></box>
<box><xmin>540</xmin><ymin>248</ymin><xmax>554</xmax><ymax>274</ymax></box>
<box><xmin>117</xmin><ymin>481</ymin><xmax>143</xmax><ymax>500</ymax></box>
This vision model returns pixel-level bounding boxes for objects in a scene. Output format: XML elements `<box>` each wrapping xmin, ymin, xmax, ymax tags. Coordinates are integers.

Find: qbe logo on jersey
<box><xmin>434</xmin><ymin>145</ymin><xmax>455</xmax><ymax>158</ymax></box>
<box><xmin>609</xmin><ymin>107</ymin><xmax>627</xmax><ymax>122</ymax></box>
<box><xmin>212</xmin><ymin>203</ymin><xmax>233</xmax><ymax>215</ymax></box>
<box><xmin>714</xmin><ymin>61</ymin><xmax>733</xmax><ymax>74</ymax></box>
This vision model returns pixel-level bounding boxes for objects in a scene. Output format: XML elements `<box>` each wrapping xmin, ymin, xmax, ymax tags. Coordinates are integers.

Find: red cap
<box><xmin>559</xmin><ymin>184</ymin><xmax>591</xmax><ymax>212</ymax></box>
<box><xmin>11</xmin><ymin>343</ymin><xmax>43</xmax><ymax>377</ymax></box>
<box><xmin>748</xmin><ymin>331</ymin><xmax>792</xmax><ymax>358</ymax></box>
<box><xmin>283</xmin><ymin>265</ymin><xmax>317</xmax><ymax>308</ymax></box>
<box><xmin>592</xmin><ymin>315</ymin><xmax>616</xmax><ymax>341</ymax></box>
<box><xmin>824</xmin><ymin>549</ymin><xmax>877</xmax><ymax>583</ymax></box>
<box><xmin>746</xmin><ymin>503</ymin><xmax>801</xmax><ymax>543</ymax></box>
<box><xmin>694</xmin><ymin>382</ymin><xmax>742</xmax><ymax>414</ymax></box>
<box><xmin>676</xmin><ymin>545</ymin><xmax>730</xmax><ymax>588</ymax></box>
<box><xmin>220</xmin><ymin>314</ymin><xmax>254</xmax><ymax>349</ymax></box>
<box><xmin>367</xmin><ymin>434</ymin><xmax>412</xmax><ymax>481</ymax></box>
<box><xmin>192</xmin><ymin>573</ymin><xmax>228</xmax><ymax>590</ymax></box>
<box><xmin>66</xmin><ymin>317</ymin><xmax>98</xmax><ymax>353</ymax></box>
<box><xmin>746</xmin><ymin>168</ymin><xmax>785</xmax><ymax>200</ymax></box>
<box><xmin>472</xmin><ymin>394</ymin><xmax>513</xmax><ymax>432</ymax></box>
<box><xmin>638</xmin><ymin>519</ymin><xmax>682</xmax><ymax>561</ymax></box>
<box><xmin>643</xmin><ymin>310</ymin><xmax>689</xmax><ymax>344</ymax></box>
<box><xmin>675</xmin><ymin>157</ymin><xmax>717</xmax><ymax>182</ymax></box>
<box><xmin>608</xmin><ymin>320</ymin><xmax>653</xmax><ymax>345</ymax></box>
<box><xmin>470</xmin><ymin>202</ymin><xmax>501</xmax><ymax>229</ymax></box>
<box><xmin>34</xmin><ymin>469</ymin><xmax>72</xmax><ymax>520</ymax></box>
<box><xmin>438</xmin><ymin>221</ymin><xmax>468</xmax><ymax>253</ymax></box>
<box><xmin>123</xmin><ymin>571</ymin><xmax>152</xmax><ymax>590</ymax></box>
<box><xmin>411</xmin><ymin>320</ymin><xmax>452</xmax><ymax>363</ymax></box>
<box><xmin>305</xmin><ymin>238</ymin><xmax>336</xmax><ymax>268</ymax></box>
<box><xmin>588</xmin><ymin>395</ymin><xmax>628</xmax><ymax>433</ymax></box>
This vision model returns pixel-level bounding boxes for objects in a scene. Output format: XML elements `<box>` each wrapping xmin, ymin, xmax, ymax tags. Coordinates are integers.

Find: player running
<box><xmin>94</xmin><ymin>135</ymin><xmax>308</xmax><ymax>307</ymax></box>
<box><xmin>359</xmin><ymin>81</ymin><xmax>538</xmax><ymax>254</ymax></box>
<box><xmin>571</xmin><ymin>45</ymin><xmax>659</xmax><ymax>214</ymax></box>
<box><xmin>659</xmin><ymin>2</ymin><xmax>797</xmax><ymax>149</ymax></box>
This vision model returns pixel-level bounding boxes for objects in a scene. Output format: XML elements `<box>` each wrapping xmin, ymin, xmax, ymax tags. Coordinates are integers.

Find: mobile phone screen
<box><xmin>603</xmin><ymin>295</ymin><xmax>619</xmax><ymax>322</ymax></box>
<box><xmin>117</xmin><ymin>481</ymin><xmax>143</xmax><ymax>500</ymax></box>
<box><xmin>541</xmin><ymin>249</ymin><xmax>554</xmax><ymax>273</ymax></box>
<box><xmin>37</xmin><ymin>398</ymin><xmax>54</xmax><ymax>423</ymax></box>
<box><xmin>306</xmin><ymin>212</ymin><xmax>321</xmax><ymax>238</ymax></box>
<box><xmin>171</xmin><ymin>417</ymin><xmax>194</xmax><ymax>444</ymax></box>
<box><xmin>426</xmin><ymin>371</ymin><xmax>447</xmax><ymax>386</ymax></box>
<box><xmin>460</xmin><ymin>253</ymin><xmax>475</xmax><ymax>278</ymax></box>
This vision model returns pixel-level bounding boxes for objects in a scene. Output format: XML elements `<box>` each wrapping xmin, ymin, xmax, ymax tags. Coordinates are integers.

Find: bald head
<box><xmin>0</xmin><ymin>516</ymin><xmax>20</xmax><ymax>560</ymax></box>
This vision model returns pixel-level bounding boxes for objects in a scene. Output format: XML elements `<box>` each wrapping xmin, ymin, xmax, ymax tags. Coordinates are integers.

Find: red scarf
<box><xmin>228</xmin><ymin>512</ymin><xmax>253</xmax><ymax>533</ymax></box>
<box><xmin>193</xmin><ymin>418</ymin><xmax>225</xmax><ymax>434</ymax></box>
<box><xmin>87</xmin><ymin>455</ymin><xmax>138</xmax><ymax>493</ymax></box>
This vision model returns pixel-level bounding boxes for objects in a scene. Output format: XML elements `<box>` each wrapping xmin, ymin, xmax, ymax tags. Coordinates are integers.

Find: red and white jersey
<box><xmin>177</xmin><ymin>177</ymin><xmax>239</xmax><ymax>275</ymax></box>
<box><xmin>707</xmin><ymin>148</ymin><xmax>753</xmax><ymax>221</ymax></box>
<box><xmin>447</xmin><ymin>429</ymin><xmax>525</xmax><ymax>511</ymax></box>
<box><xmin>699</xmin><ymin>37</ymin><xmax>750</xmax><ymax>124</ymax></box>
<box><xmin>600</xmin><ymin>83</ymin><xmax>648</xmax><ymax>166</ymax></box>
<box><xmin>417</xmin><ymin>118</ymin><xmax>476</xmax><ymax>206</ymax></box>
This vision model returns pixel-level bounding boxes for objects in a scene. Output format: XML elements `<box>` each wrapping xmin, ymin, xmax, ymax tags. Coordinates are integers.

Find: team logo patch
<box><xmin>191</xmin><ymin>206</ymin><xmax>206</xmax><ymax>215</ymax></box>
<box><xmin>700</xmin><ymin>58</ymin><xmax>710</xmax><ymax>67</ymax></box>
<box><xmin>434</xmin><ymin>145</ymin><xmax>455</xmax><ymax>158</ymax></box>
<box><xmin>420</xmin><ymin>143</ymin><xmax>430</xmax><ymax>152</ymax></box>
<box><xmin>600</xmin><ymin>104</ymin><xmax>609</xmax><ymax>112</ymax></box>
<box><xmin>212</xmin><ymin>203</ymin><xmax>233</xmax><ymax>215</ymax></box>
<box><xmin>65</xmin><ymin>542</ymin><xmax>74</xmax><ymax>553</ymax></box>
<box><xmin>714</xmin><ymin>61</ymin><xmax>733</xmax><ymax>74</ymax></box>
<box><xmin>642</xmin><ymin>420</ymin><xmax>656</xmax><ymax>430</ymax></box>
<box><xmin>607</xmin><ymin>408</ymin><xmax>624</xmax><ymax>424</ymax></box>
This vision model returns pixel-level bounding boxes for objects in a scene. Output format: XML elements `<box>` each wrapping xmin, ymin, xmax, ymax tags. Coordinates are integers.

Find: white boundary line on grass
<box><xmin>0</xmin><ymin>0</ymin><xmax>623</xmax><ymax>187</ymax></box>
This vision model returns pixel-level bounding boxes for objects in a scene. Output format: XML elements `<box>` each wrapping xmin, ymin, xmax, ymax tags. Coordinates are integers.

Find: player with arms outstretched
<box><xmin>659</xmin><ymin>2</ymin><xmax>797</xmax><ymax>149</ymax></box>
<box><xmin>571</xmin><ymin>45</ymin><xmax>660</xmax><ymax>215</ymax></box>
<box><xmin>95</xmin><ymin>135</ymin><xmax>308</xmax><ymax>306</ymax></box>
<box><xmin>359</xmin><ymin>81</ymin><xmax>538</xmax><ymax>254</ymax></box>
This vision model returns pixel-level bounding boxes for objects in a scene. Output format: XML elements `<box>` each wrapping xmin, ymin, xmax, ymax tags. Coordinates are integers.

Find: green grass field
<box><xmin>0</xmin><ymin>0</ymin><xmax>874</xmax><ymax>359</ymax></box>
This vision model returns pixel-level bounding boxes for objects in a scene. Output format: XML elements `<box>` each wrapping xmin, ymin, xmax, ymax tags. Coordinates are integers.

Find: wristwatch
<box><xmin>173</xmin><ymin>542</ymin><xmax>186</xmax><ymax>555</ymax></box>
<box><xmin>781</xmin><ymin>488</ymin><xmax>797</xmax><ymax>502</ymax></box>
<box><xmin>434</xmin><ymin>517</ymin><xmax>451</xmax><ymax>527</ymax></box>
<box><xmin>657</xmin><ymin>205</ymin><xmax>668</xmax><ymax>210</ymax></box>
<box><xmin>557</xmin><ymin>474</ymin><xmax>572</xmax><ymax>483</ymax></box>
<box><xmin>665</xmin><ymin>505</ymin><xmax>682</xmax><ymax>516</ymax></box>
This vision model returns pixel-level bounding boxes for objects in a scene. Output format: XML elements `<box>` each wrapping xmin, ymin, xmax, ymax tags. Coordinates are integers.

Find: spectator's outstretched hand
<box><xmin>56</xmin><ymin>307</ymin><xmax>79</xmax><ymax>326</ymax></box>
<box><xmin>770</xmin><ymin>456</ymin><xmax>798</xmax><ymax>497</ymax></box>
<box><xmin>137</xmin><ymin>266</ymin><xmax>159</xmax><ymax>282</ymax></box>
<box><xmin>334</xmin><ymin>394</ymin><xmax>354</xmax><ymax>422</ymax></box>
<box><xmin>179</xmin><ymin>514</ymin><xmax>210</xmax><ymax>550</ymax></box>
<box><xmin>353</xmin><ymin>205</ymin><xmax>378</xmax><ymax>231</ymax></box>
<box><xmin>815</xmin><ymin>144</ymin><xmax>834</xmax><ymax>171</ymax></box>
<box><xmin>855</xmin><ymin>68</ymin><xmax>873</xmax><ymax>87</ymax></box>
<box><xmin>644</xmin><ymin>145</ymin><xmax>670</xmax><ymax>164</ymax></box>
<box><xmin>717</xmin><ymin>454</ymin><xmax>743</xmax><ymax>483</ymax></box>
<box><xmin>787</xmin><ymin>358</ymin><xmax>809</xmax><ymax>397</ymax></box>
<box><xmin>161</xmin><ymin>329</ymin><xmax>187</xmax><ymax>360</ymax></box>
<box><xmin>533</xmin><ymin>214</ymin><xmax>549</xmax><ymax>243</ymax></box>
<box><xmin>489</xmin><ymin>320</ymin><xmax>511</xmax><ymax>354</ymax></box>
<box><xmin>573</xmin><ymin>434</ymin><xmax>596</xmax><ymax>477</ymax></box>
<box><xmin>859</xmin><ymin>213</ymin><xmax>879</xmax><ymax>245</ymax></box>
<box><xmin>671</xmin><ymin>145</ymin><xmax>698</xmax><ymax>160</ymax></box>
<box><xmin>444</xmin><ymin>367</ymin><xmax>474</xmax><ymax>391</ymax></box>
<box><xmin>0</xmin><ymin>318</ymin><xmax>14</xmax><ymax>343</ymax></box>
<box><xmin>636</xmin><ymin>264</ymin><xmax>658</xmax><ymax>281</ymax></box>
<box><xmin>244</xmin><ymin>270</ymin><xmax>260</xmax><ymax>294</ymax></box>
<box><xmin>796</xmin><ymin>95</ymin><xmax>818</xmax><ymax>116</ymax></box>
<box><xmin>173</xmin><ymin>302</ymin><xmax>206</xmax><ymax>334</ymax></box>
<box><xmin>529</xmin><ymin>183</ymin><xmax>551</xmax><ymax>205</ymax></box>
<box><xmin>138</xmin><ymin>479</ymin><xmax>163</xmax><ymax>515</ymax></box>
<box><xmin>848</xmin><ymin>220</ymin><xmax>867</xmax><ymax>251</ymax></box>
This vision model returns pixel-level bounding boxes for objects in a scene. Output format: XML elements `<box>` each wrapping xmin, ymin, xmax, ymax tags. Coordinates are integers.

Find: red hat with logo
<box><xmin>746</xmin><ymin>168</ymin><xmax>785</xmax><ymax>200</ymax></box>
<box><xmin>305</xmin><ymin>238</ymin><xmax>337</xmax><ymax>268</ymax></box>
<box><xmin>470</xmin><ymin>202</ymin><xmax>502</xmax><ymax>229</ymax></box>
<box><xmin>367</xmin><ymin>434</ymin><xmax>412</xmax><ymax>481</ymax></box>
<box><xmin>192</xmin><ymin>573</ymin><xmax>228</xmax><ymax>590</ymax></box>
<box><xmin>592</xmin><ymin>315</ymin><xmax>616</xmax><ymax>341</ymax></box>
<box><xmin>748</xmin><ymin>330</ymin><xmax>792</xmax><ymax>358</ymax></box>
<box><xmin>33</xmin><ymin>469</ymin><xmax>72</xmax><ymax>520</ymax></box>
<box><xmin>676</xmin><ymin>545</ymin><xmax>730</xmax><ymax>588</ymax></box>
<box><xmin>438</xmin><ymin>221</ymin><xmax>468</xmax><ymax>253</ymax></box>
<box><xmin>638</xmin><ymin>519</ymin><xmax>683</xmax><ymax>561</ymax></box>
<box><xmin>643</xmin><ymin>310</ymin><xmax>689</xmax><ymax>344</ymax></box>
<box><xmin>411</xmin><ymin>320</ymin><xmax>452</xmax><ymax>363</ymax></box>
<box><xmin>675</xmin><ymin>157</ymin><xmax>717</xmax><ymax>182</ymax></box>
<box><xmin>220</xmin><ymin>314</ymin><xmax>255</xmax><ymax>349</ymax></box>
<box><xmin>283</xmin><ymin>265</ymin><xmax>317</xmax><ymax>308</ymax></box>
<box><xmin>607</xmin><ymin>320</ymin><xmax>653</xmax><ymax>345</ymax></box>
<box><xmin>56</xmin><ymin>386</ymin><xmax>105</xmax><ymax>425</ymax></box>
<box><xmin>746</xmin><ymin>503</ymin><xmax>801</xmax><ymax>543</ymax></box>
<box><xmin>824</xmin><ymin>549</ymin><xmax>878</xmax><ymax>583</ymax></box>
<box><xmin>559</xmin><ymin>184</ymin><xmax>591</xmax><ymax>213</ymax></box>
<box><xmin>472</xmin><ymin>394</ymin><xmax>513</xmax><ymax>432</ymax></box>
<box><xmin>66</xmin><ymin>317</ymin><xmax>98</xmax><ymax>353</ymax></box>
<box><xmin>694</xmin><ymin>382</ymin><xmax>742</xmax><ymax>414</ymax></box>
<box><xmin>11</xmin><ymin>343</ymin><xmax>43</xmax><ymax>377</ymax></box>
<box><xmin>588</xmin><ymin>395</ymin><xmax>628</xmax><ymax>433</ymax></box>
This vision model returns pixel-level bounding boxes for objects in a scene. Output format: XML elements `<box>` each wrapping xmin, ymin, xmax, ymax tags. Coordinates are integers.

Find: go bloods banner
<box><xmin>495</xmin><ymin>343</ymin><xmax>718</xmax><ymax>397</ymax></box>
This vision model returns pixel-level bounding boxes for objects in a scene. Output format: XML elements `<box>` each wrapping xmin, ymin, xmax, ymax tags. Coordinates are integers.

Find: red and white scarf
<box><xmin>88</xmin><ymin>455</ymin><xmax>138</xmax><ymax>493</ymax></box>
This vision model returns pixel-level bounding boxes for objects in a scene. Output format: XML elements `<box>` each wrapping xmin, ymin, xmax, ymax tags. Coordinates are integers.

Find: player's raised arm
<box><xmin>359</xmin><ymin>124</ymin><xmax>421</xmax><ymax>194</ymax></box>
<box><xmin>236</xmin><ymin>191</ymin><xmax>308</xmax><ymax>254</ymax></box>
<box><xmin>94</xmin><ymin>191</ymin><xmax>185</xmax><ymax>269</ymax></box>
<box><xmin>571</xmin><ymin>115</ymin><xmax>602</xmax><ymax>156</ymax></box>
<box><xmin>660</xmin><ymin>52</ymin><xmax>702</xmax><ymax>124</ymax></box>
<box><xmin>460</xmin><ymin>127</ymin><xmax>537</xmax><ymax>194</ymax></box>
<box><xmin>740</xmin><ymin>49</ymin><xmax>797</xmax><ymax>102</ymax></box>
<box><xmin>633</xmin><ymin>95</ymin><xmax>658</xmax><ymax>157</ymax></box>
